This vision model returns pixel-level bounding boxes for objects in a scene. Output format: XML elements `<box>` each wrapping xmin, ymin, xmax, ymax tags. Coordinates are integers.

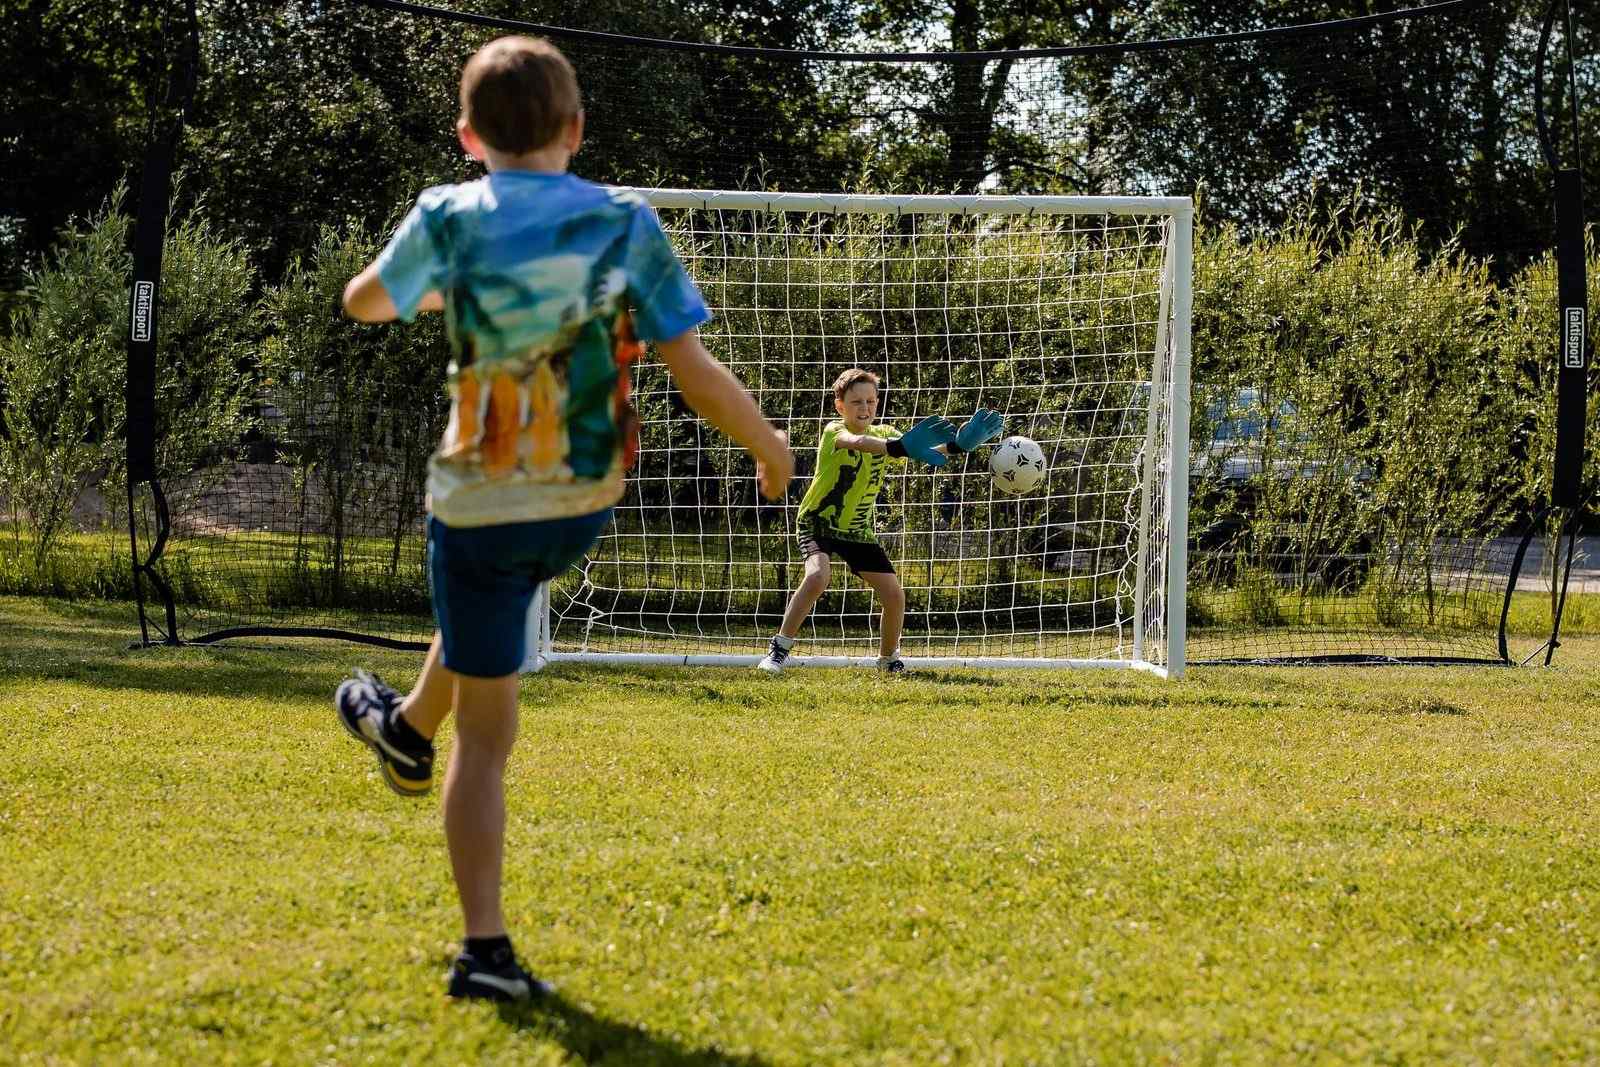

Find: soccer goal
<box><xmin>527</xmin><ymin>190</ymin><xmax>1193</xmax><ymax>677</ymax></box>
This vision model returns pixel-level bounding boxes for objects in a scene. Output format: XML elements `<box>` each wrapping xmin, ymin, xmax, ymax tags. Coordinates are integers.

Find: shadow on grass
<box><xmin>2</xmin><ymin>638</ymin><xmax>382</xmax><ymax>706</ymax></box>
<box><xmin>891</xmin><ymin>670</ymin><xmax>1011</xmax><ymax>688</ymax></box>
<box><xmin>2</xmin><ymin>614</ymin><xmax>1043</xmax><ymax>708</ymax></box>
<box><xmin>1356</xmin><ymin>697</ymin><xmax>1470</xmax><ymax>716</ymax></box>
<box><xmin>492</xmin><ymin>989</ymin><xmax>772</xmax><ymax>1067</ymax></box>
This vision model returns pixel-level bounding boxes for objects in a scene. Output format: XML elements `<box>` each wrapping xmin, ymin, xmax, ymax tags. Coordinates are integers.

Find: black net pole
<box><xmin>1551</xmin><ymin>0</ymin><xmax>1589</xmax><ymax>508</ymax></box>
<box><xmin>125</xmin><ymin>122</ymin><xmax>179</xmax><ymax>645</ymax></box>
<box><xmin>125</xmin><ymin>0</ymin><xmax>199</xmax><ymax>647</ymax></box>
<box><xmin>1552</xmin><ymin>169</ymin><xmax>1589</xmax><ymax>508</ymax></box>
<box><xmin>1534</xmin><ymin>0</ymin><xmax>1589</xmax><ymax>507</ymax></box>
<box><xmin>1512</xmin><ymin>0</ymin><xmax>1591</xmax><ymax>669</ymax></box>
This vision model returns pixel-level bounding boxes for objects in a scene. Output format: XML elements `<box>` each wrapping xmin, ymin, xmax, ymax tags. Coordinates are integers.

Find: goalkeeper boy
<box><xmin>757</xmin><ymin>368</ymin><xmax>1001</xmax><ymax>674</ymax></box>
<box><xmin>330</xmin><ymin>36</ymin><xmax>792</xmax><ymax>1002</ymax></box>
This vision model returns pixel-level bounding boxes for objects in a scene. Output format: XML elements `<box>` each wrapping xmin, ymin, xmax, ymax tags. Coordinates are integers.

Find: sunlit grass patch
<box><xmin>3</xmin><ymin>596</ymin><xmax>1599</xmax><ymax>1064</ymax></box>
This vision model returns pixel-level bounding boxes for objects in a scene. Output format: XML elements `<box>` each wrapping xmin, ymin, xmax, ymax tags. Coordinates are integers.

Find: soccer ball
<box><xmin>989</xmin><ymin>435</ymin><xmax>1046</xmax><ymax>494</ymax></box>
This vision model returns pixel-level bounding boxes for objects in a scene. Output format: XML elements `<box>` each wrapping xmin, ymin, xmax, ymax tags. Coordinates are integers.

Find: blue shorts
<box><xmin>428</xmin><ymin>509</ymin><xmax>612</xmax><ymax>678</ymax></box>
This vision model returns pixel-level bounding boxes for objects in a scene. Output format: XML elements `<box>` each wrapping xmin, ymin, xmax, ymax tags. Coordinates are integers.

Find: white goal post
<box><xmin>524</xmin><ymin>189</ymin><xmax>1192</xmax><ymax>677</ymax></box>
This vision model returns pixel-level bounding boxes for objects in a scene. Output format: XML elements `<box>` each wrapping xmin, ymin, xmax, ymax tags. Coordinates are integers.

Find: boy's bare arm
<box><xmin>343</xmin><ymin>263</ymin><xmax>444</xmax><ymax>322</ymax></box>
<box><xmin>835</xmin><ymin>432</ymin><xmax>956</xmax><ymax>456</ymax></box>
<box><xmin>657</xmin><ymin>330</ymin><xmax>793</xmax><ymax>499</ymax></box>
<box><xmin>837</xmin><ymin>430</ymin><xmax>969</xmax><ymax>455</ymax></box>
<box><xmin>834</xmin><ymin>430</ymin><xmax>890</xmax><ymax>455</ymax></box>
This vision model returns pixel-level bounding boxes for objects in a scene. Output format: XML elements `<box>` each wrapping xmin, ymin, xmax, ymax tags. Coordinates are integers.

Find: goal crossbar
<box><xmin>636</xmin><ymin>188</ymin><xmax>1196</xmax><ymax>218</ymax></box>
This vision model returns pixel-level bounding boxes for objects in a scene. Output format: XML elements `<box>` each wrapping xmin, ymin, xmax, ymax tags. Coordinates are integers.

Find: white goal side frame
<box><xmin>523</xmin><ymin>189</ymin><xmax>1192</xmax><ymax>678</ymax></box>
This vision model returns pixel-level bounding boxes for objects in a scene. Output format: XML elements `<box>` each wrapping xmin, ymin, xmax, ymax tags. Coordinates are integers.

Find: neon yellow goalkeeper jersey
<box><xmin>795</xmin><ymin>420</ymin><xmax>903</xmax><ymax>542</ymax></box>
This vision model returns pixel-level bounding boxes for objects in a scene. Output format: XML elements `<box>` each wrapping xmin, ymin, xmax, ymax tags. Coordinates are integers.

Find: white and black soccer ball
<box><xmin>989</xmin><ymin>435</ymin><xmax>1047</xmax><ymax>495</ymax></box>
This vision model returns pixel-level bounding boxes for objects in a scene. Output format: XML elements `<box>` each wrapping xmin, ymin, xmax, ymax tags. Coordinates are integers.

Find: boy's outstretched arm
<box><xmin>657</xmin><ymin>329</ymin><xmax>793</xmax><ymax>499</ymax></box>
<box><xmin>837</xmin><ymin>415</ymin><xmax>956</xmax><ymax>466</ymax></box>
<box><xmin>342</xmin><ymin>263</ymin><xmax>444</xmax><ymax>322</ymax></box>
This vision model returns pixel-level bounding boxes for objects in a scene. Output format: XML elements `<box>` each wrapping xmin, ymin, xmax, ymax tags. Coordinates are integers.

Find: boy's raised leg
<box><xmin>399</xmin><ymin>631</ymin><xmax>456</xmax><ymax>739</ymax></box>
<box><xmin>334</xmin><ymin>668</ymin><xmax>437</xmax><ymax>797</ymax></box>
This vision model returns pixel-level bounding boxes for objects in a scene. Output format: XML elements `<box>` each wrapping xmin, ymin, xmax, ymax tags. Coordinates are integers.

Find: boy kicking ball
<box><xmin>757</xmin><ymin>368</ymin><xmax>1001</xmax><ymax>674</ymax></box>
<box><xmin>331</xmin><ymin>35</ymin><xmax>791</xmax><ymax>1002</ymax></box>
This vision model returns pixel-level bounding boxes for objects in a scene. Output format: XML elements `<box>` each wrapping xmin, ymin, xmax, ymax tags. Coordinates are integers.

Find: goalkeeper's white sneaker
<box><xmin>877</xmin><ymin>653</ymin><xmax>907</xmax><ymax>675</ymax></box>
<box><xmin>756</xmin><ymin>638</ymin><xmax>793</xmax><ymax>674</ymax></box>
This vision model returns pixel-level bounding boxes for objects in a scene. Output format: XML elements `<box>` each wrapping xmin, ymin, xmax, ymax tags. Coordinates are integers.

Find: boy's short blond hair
<box><xmin>460</xmin><ymin>36</ymin><xmax>581</xmax><ymax>155</ymax></box>
<box><xmin>832</xmin><ymin>368</ymin><xmax>880</xmax><ymax>400</ymax></box>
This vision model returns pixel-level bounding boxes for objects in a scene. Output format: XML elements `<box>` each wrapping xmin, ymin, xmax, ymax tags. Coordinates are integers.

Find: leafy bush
<box><xmin>258</xmin><ymin>221</ymin><xmax>450</xmax><ymax>601</ymax></box>
<box><xmin>0</xmin><ymin>184</ymin><xmax>256</xmax><ymax>569</ymax></box>
<box><xmin>1192</xmin><ymin>199</ymin><xmax>1531</xmax><ymax>625</ymax></box>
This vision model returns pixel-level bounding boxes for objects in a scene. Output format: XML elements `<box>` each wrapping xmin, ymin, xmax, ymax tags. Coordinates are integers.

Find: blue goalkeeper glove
<box><xmin>891</xmin><ymin>415</ymin><xmax>958</xmax><ymax>467</ymax></box>
<box><xmin>953</xmin><ymin>408</ymin><xmax>1004</xmax><ymax>453</ymax></box>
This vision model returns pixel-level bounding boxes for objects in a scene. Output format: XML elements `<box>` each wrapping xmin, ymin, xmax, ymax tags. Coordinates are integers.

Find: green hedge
<box><xmin>1</xmin><ymin>191</ymin><xmax>1594</xmax><ymax>633</ymax></box>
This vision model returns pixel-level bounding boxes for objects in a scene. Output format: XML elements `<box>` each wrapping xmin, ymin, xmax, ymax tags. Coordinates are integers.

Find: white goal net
<box><xmin>531</xmin><ymin>191</ymin><xmax>1192</xmax><ymax>676</ymax></box>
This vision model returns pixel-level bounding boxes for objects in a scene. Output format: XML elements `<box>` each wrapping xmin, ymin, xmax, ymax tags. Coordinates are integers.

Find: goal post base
<box><xmin>542</xmin><ymin>651</ymin><xmax>1172</xmax><ymax>676</ymax></box>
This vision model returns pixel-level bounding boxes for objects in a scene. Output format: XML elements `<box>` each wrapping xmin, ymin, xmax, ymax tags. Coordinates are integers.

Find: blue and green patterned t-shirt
<box><xmin>376</xmin><ymin>171</ymin><xmax>710</xmax><ymax>527</ymax></box>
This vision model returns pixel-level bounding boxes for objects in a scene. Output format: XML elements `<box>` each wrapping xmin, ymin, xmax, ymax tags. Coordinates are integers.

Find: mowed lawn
<box><xmin>2</xmin><ymin>596</ymin><xmax>1598</xmax><ymax>1065</ymax></box>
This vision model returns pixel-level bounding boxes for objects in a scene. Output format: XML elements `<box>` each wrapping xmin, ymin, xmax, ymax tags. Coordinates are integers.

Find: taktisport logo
<box><xmin>131</xmin><ymin>281</ymin><xmax>155</xmax><ymax>343</ymax></box>
<box><xmin>1565</xmin><ymin>307</ymin><xmax>1586</xmax><ymax>369</ymax></box>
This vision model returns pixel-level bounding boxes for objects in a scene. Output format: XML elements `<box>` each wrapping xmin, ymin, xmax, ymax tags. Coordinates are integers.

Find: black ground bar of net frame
<box><xmin>1188</xmin><ymin>653</ymin><xmax>1509</xmax><ymax>667</ymax></box>
<box><xmin>181</xmin><ymin>626</ymin><xmax>432</xmax><ymax>652</ymax></box>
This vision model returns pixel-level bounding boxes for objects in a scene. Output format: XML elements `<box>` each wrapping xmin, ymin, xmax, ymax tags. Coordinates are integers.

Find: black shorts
<box><xmin>797</xmin><ymin>519</ymin><xmax>894</xmax><ymax>576</ymax></box>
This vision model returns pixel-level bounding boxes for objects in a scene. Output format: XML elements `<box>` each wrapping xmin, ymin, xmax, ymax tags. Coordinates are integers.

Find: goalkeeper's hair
<box><xmin>460</xmin><ymin>35</ymin><xmax>581</xmax><ymax>155</ymax></box>
<box><xmin>832</xmin><ymin>367</ymin><xmax>880</xmax><ymax>400</ymax></box>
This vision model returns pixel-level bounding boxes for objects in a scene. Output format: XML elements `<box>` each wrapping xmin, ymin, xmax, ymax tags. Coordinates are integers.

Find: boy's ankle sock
<box><xmin>385</xmin><ymin>711</ymin><xmax>430</xmax><ymax>752</ymax></box>
<box><xmin>464</xmin><ymin>935</ymin><xmax>514</xmax><ymax>963</ymax></box>
<box><xmin>772</xmin><ymin>634</ymin><xmax>796</xmax><ymax>651</ymax></box>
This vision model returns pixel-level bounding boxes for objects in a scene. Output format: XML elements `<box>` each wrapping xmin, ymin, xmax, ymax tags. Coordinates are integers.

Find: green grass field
<box><xmin>3</xmin><ymin>595</ymin><xmax>1599</xmax><ymax>1064</ymax></box>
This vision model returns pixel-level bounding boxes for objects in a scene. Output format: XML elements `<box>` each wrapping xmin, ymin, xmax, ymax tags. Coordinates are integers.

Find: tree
<box><xmin>1048</xmin><ymin>0</ymin><xmax>1582</xmax><ymax>266</ymax></box>
<box><xmin>846</xmin><ymin>0</ymin><xmax>1143</xmax><ymax>192</ymax></box>
<box><xmin>184</xmin><ymin>0</ymin><xmax>864</xmax><ymax>271</ymax></box>
<box><xmin>6</xmin><ymin>0</ymin><xmax>1593</xmax><ymax>275</ymax></box>
<box><xmin>0</xmin><ymin>0</ymin><xmax>164</xmax><ymax>287</ymax></box>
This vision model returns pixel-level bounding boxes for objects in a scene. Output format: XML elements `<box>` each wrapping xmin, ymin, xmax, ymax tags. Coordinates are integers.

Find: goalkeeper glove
<box><xmin>952</xmin><ymin>408</ymin><xmax>1004</xmax><ymax>453</ymax></box>
<box><xmin>887</xmin><ymin>415</ymin><xmax>958</xmax><ymax>467</ymax></box>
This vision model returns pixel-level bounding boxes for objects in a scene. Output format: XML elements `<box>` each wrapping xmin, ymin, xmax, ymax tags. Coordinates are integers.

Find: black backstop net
<box><xmin>102</xmin><ymin>0</ymin><xmax>1593</xmax><ymax>665</ymax></box>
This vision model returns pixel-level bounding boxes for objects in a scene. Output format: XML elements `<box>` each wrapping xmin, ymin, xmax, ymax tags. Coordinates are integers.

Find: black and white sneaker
<box><xmin>756</xmin><ymin>638</ymin><xmax>793</xmax><ymax>674</ymax></box>
<box><xmin>877</xmin><ymin>654</ymin><xmax>907</xmax><ymax>675</ymax></box>
<box><xmin>334</xmin><ymin>670</ymin><xmax>434</xmax><ymax>797</ymax></box>
<box><xmin>446</xmin><ymin>948</ymin><xmax>552</xmax><ymax>1003</ymax></box>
